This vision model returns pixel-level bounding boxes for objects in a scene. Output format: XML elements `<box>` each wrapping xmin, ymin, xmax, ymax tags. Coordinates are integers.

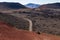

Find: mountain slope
<box><xmin>0</xmin><ymin>2</ymin><xmax>26</xmax><ymax>10</ymax></box>
<box><xmin>39</xmin><ymin>3</ymin><xmax>60</xmax><ymax>9</ymax></box>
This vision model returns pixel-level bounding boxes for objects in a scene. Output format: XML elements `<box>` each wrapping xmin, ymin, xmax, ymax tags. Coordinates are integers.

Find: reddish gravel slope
<box><xmin>0</xmin><ymin>21</ymin><xmax>41</xmax><ymax>40</ymax></box>
<box><xmin>39</xmin><ymin>33</ymin><xmax>60</xmax><ymax>40</ymax></box>
<box><xmin>0</xmin><ymin>21</ymin><xmax>60</xmax><ymax>40</ymax></box>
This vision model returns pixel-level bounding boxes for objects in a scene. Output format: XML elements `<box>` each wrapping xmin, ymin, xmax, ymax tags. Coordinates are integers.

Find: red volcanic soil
<box><xmin>0</xmin><ymin>21</ymin><xmax>41</xmax><ymax>40</ymax></box>
<box><xmin>39</xmin><ymin>33</ymin><xmax>60</xmax><ymax>40</ymax></box>
<box><xmin>0</xmin><ymin>21</ymin><xmax>60</xmax><ymax>40</ymax></box>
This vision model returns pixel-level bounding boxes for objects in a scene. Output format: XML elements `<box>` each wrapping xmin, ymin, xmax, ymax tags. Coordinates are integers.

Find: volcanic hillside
<box><xmin>39</xmin><ymin>3</ymin><xmax>60</xmax><ymax>9</ymax></box>
<box><xmin>0</xmin><ymin>18</ymin><xmax>60</xmax><ymax>40</ymax></box>
<box><xmin>0</xmin><ymin>13</ymin><xmax>29</xmax><ymax>30</ymax></box>
<box><xmin>0</xmin><ymin>21</ymin><xmax>41</xmax><ymax>40</ymax></box>
<box><xmin>0</xmin><ymin>2</ymin><xmax>26</xmax><ymax>10</ymax></box>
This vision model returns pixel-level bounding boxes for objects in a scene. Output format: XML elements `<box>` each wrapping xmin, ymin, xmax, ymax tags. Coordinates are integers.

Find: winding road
<box><xmin>10</xmin><ymin>14</ymin><xmax>33</xmax><ymax>31</ymax></box>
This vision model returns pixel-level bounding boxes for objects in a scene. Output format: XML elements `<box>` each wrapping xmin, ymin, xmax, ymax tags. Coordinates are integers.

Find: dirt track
<box><xmin>10</xmin><ymin>14</ymin><xmax>33</xmax><ymax>31</ymax></box>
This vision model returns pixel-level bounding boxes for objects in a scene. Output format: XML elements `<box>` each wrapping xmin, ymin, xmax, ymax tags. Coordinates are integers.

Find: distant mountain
<box><xmin>25</xmin><ymin>3</ymin><xmax>40</xmax><ymax>8</ymax></box>
<box><xmin>39</xmin><ymin>3</ymin><xmax>60</xmax><ymax>9</ymax></box>
<box><xmin>0</xmin><ymin>2</ymin><xmax>26</xmax><ymax>10</ymax></box>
